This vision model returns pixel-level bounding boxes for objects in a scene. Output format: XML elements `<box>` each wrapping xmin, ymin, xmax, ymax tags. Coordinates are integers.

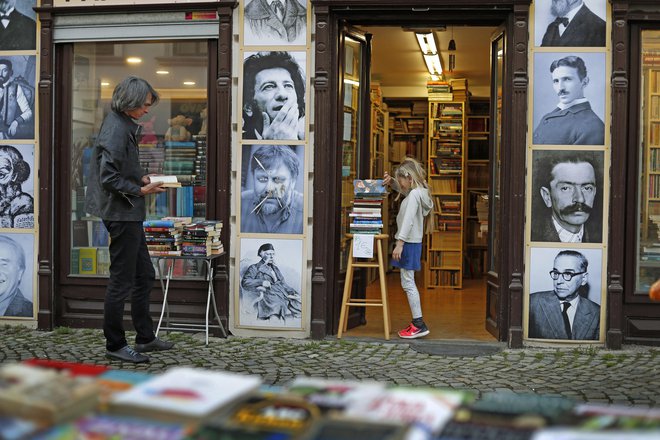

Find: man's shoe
<box><xmin>398</xmin><ymin>322</ymin><xmax>430</xmax><ymax>339</ymax></box>
<box><xmin>106</xmin><ymin>346</ymin><xmax>149</xmax><ymax>363</ymax></box>
<box><xmin>135</xmin><ymin>337</ymin><xmax>175</xmax><ymax>353</ymax></box>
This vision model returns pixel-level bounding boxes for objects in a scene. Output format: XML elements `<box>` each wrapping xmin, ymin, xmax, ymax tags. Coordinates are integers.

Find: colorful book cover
<box><xmin>286</xmin><ymin>377</ymin><xmax>384</xmax><ymax>412</ymax></box>
<box><xmin>78</xmin><ymin>247</ymin><xmax>97</xmax><ymax>275</ymax></box>
<box><xmin>91</xmin><ymin>221</ymin><xmax>110</xmax><ymax>247</ymax></box>
<box><xmin>354</xmin><ymin>179</ymin><xmax>387</xmax><ymax>195</ymax></box>
<box><xmin>109</xmin><ymin>367</ymin><xmax>261</xmax><ymax>422</ymax></box>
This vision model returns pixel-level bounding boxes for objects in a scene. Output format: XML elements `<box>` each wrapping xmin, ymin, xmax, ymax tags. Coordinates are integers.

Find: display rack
<box><xmin>426</xmin><ymin>100</ymin><xmax>466</xmax><ymax>289</ymax></box>
<box><xmin>465</xmin><ymin>98</ymin><xmax>490</xmax><ymax>277</ymax></box>
<box><xmin>640</xmin><ymin>67</ymin><xmax>660</xmax><ymax>291</ymax></box>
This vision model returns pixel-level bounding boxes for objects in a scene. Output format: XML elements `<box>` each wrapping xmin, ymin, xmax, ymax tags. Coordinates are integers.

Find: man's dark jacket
<box><xmin>0</xmin><ymin>9</ymin><xmax>36</xmax><ymax>51</ymax></box>
<box><xmin>531</xmin><ymin>212</ymin><xmax>602</xmax><ymax>243</ymax></box>
<box><xmin>85</xmin><ymin>111</ymin><xmax>146</xmax><ymax>221</ymax></box>
<box><xmin>5</xmin><ymin>289</ymin><xmax>32</xmax><ymax>317</ymax></box>
<box><xmin>541</xmin><ymin>4</ymin><xmax>606</xmax><ymax>47</ymax></box>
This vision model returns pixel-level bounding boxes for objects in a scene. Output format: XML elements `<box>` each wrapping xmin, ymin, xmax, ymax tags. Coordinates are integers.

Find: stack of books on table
<box><xmin>349</xmin><ymin>179</ymin><xmax>387</xmax><ymax>235</ymax></box>
<box><xmin>181</xmin><ymin>220</ymin><xmax>224</xmax><ymax>257</ymax></box>
<box><xmin>143</xmin><ymin>217</ymin><xmax>192</xmax><ymax>257</ymax></box>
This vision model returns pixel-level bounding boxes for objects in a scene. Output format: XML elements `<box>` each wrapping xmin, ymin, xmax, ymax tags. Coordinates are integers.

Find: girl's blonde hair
<box><xmin>395</xmin><ymin>157</ymin><xmax>428</xmax><ymax>190</ymax></box>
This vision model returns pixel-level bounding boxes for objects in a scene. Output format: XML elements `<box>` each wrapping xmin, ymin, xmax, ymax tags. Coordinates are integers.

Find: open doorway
<box><xmin>340</xmin><ymin>24</ymin><xmax>500</xmax><ymax>341</ymax></box>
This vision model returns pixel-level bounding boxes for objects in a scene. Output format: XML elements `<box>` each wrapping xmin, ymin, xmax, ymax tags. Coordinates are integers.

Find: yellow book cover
<box><xmin>79</xmin><ymin>247</ymin><xmax>97</xmax><ymax>275</ymax></box>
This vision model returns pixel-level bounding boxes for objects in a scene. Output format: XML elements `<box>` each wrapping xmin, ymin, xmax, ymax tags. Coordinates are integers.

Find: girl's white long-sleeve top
<box><xmin>390</xmin><ymin>181</ymin><xmax>433</xmax><ymax>243</ymax></box>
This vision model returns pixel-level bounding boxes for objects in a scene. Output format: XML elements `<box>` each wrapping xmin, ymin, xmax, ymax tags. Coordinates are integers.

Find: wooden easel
<box><xmin>337</xmin><ymin>234</ymin><xmax>391</xmax><ymax>340</ymax></box>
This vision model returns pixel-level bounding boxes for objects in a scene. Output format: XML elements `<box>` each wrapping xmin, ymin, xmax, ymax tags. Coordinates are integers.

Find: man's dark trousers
<box><xmin>103</xmin><ymin>221</ymin><xmax>155</xmax><ymax>352</ymax></box>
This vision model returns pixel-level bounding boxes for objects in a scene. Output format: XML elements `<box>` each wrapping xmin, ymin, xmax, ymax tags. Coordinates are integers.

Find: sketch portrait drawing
<box><xmin>0</xmin><ymin>145</ymin><xmax>34</xmax><ymax>228</ymax></box>
<box><xmin>244</xmin><ymin>0</ymin><xmax>307</xmax><ymax>46</ymax></box>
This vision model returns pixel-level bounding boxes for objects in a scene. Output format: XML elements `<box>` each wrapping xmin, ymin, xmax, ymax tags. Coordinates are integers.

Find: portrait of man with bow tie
<box><xmin>0</xmin><ymin>0</ymin><xmax>37</xmax><ymax>51</ymax></box>
<box><xmin>535</xmin><ymin>0</ymin><xmax>606</xmax><ymax>47</ymax></box>
<box><xmin>243</xmin><ymin>0</ymin><xmax>307</xmax><ymax>46</ymax></box>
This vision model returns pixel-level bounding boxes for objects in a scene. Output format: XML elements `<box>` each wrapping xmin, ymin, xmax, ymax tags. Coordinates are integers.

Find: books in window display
<box><xmin>108</xmin><ymin>367</ymin><xmax>261</xmax><ymax>424</ymax></box>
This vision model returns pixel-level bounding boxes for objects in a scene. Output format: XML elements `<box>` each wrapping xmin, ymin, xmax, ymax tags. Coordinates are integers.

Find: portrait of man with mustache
<box><xmin>240</xmin><ymin>145</ymin><xmax>304</xmax><ymax>234</ymax></box>
<box><xmin>531</xmin><ymin>150</ymin><xmax>603</xmax><ymax>243</ymax></box>
<box><xmin>533</xmin><ymin>55</ymin><xmax>604</xmax><ymax>146</ymax></box>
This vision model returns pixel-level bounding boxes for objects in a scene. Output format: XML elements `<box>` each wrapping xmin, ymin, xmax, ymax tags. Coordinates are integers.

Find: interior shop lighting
<box><xmin>183</xmin><ymin>81</ymin><xmax>196</xmax><ymax>86</ymax></box>
<box><xmin>126</xmin><ymin>57</ymin><xmax>142</xmax><ymax>64</ymax></box>
<box><xmin>156</xmin><ymin>70</ymin><xmax>170</xmax><ymax>75</ymax></box>
<box><xmin>415</xmin><ymin>32</ymin><xmax>443</xmax><ymax>76</ymax></box>
<box><xmin>343</xmin><ymin>78</ymin><xmax>360</xmax><ymax>86</ymax></box>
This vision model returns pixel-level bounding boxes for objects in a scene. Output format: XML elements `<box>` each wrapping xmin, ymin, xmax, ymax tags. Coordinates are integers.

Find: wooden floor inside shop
<box><xmin>341</xmin><ymin>272</ymin><xmax>495</xmax><ymax>341</ymax></box>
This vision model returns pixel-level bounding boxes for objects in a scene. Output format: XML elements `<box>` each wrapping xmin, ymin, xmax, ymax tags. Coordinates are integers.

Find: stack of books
<box><xmin>450</xmin><ymin>77</ymin><xmax>468</xmax><ymax>101</ymax></box>
<box><xmin>349</xmin><ymin>180</ymin><xmax>387</xmax><ymax>235</ymax></box>
<box><xmin>427</xmin><ymin>79</ymin><xmax>453</xmax><ymax>101</ymax></box>
<box><xmin>143</xmin><ymin>217</ymin><xmax>191</xmax><ymax>257</ymax></box>
<box><xmin>180</xmin><ymin>220</ymin><xmax>224</xmax><ymax>257</ymax></box>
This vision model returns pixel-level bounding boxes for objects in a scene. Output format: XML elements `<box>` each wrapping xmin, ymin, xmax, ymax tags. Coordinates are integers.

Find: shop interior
<box><xmin>341</xmin><ymin>24</ymin><xmax>499</xmax><ymax>341</ymax></box>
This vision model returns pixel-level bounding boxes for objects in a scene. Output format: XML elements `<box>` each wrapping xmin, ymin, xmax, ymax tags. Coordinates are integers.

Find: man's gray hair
<box><xmin>0</xmin><ymin>235</ymin><xmax>25</xmax><ymax>271</ymax></box>
<box><xmin>111</xmin><ymin>76</ymin><xmax>160</xmax><ymax>113</ymax></box>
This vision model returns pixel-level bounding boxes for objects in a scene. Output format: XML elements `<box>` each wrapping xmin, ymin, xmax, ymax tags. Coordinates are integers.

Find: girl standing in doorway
<box><xmin>384</xmin><ymin>157</ymin><xmax>434</xmax><ymax>338</ymax></box>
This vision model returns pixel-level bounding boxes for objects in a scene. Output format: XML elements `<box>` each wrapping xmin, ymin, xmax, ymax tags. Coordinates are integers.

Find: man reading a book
<box><xmin>85</xmin><ymin>76</ymin><xmax>174</xmax><ymax>363</ymax></box>
<box><xmin>0</xmin><ymin>235</ymin><xmax>32</xmax><ymax>317</ymax></box>
<box><xmin>241</xmin><ymin>145</ymin><xmax>303</xmax><ymax>234</ymax></box>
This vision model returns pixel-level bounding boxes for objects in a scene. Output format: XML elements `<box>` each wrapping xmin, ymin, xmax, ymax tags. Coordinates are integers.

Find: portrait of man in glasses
<box><xmin>529</xmin><ymin>249</ymin><xmax>600</xmax><ymax>340</ymax></box>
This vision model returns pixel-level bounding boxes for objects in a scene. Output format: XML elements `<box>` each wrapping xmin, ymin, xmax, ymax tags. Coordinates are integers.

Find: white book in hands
<box><xmin>151</xmin><ymin>175</ymin><xmax>181</xmax><ymax>188</ymax></box>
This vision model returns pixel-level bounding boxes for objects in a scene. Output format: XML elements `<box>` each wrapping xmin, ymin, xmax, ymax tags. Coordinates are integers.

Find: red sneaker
<box><xmin>398</xmin><ymin>323</ymin><xmax>430</xmax><ymax>339</ymax></box>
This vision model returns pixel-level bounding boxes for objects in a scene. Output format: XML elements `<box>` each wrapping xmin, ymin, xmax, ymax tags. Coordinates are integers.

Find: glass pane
<box><xmin>70</xmin><ymin>41</ymin><xmax>209</xmax><ymax>278</ymax></box>
<box><xmin>339</xmin><ymin>36</ymin><xmax>363</xmax><ymax>273</ymax></box>
<box><xmin>489</xmin><ymin>36</ymin><xmax>504</xmax><ymax>273</ymax></box>
<box><xmin>637</xmin><ymin>30</ymin><xmax>660</xmax><ymax>293</ymax></box>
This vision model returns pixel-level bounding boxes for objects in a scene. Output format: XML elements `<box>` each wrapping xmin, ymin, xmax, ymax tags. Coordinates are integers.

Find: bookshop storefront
<box><xmin>2</xmin><ymin>0</ymin><xmax>658</xmax><ymax>348</ymax></box>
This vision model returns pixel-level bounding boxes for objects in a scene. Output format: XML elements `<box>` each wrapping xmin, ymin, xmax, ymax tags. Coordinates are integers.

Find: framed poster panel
<box><xmin>239</xmin><ymin>144</ymin><xmax>305</xmax><ymax>235</ymax></box>
<box><xmin>534</xmin><ymin>0</ymin><xmax>606</xmax><ymax>47</ymax></box>
<box><xmin>236</xmin><ymin>237</ymin><xmax>304</xmax><ymax>330</ymax></box>
<box><xmin>0</xmin><ymin>0</ymin><xmax>37</xmax><ymax>51</ymax></box>
<box><xmin>530</xmin><ymin>149</ymin><xmax>604</xmax><ymax>243</ymax></box>
<box><xmin>242</xmin><ymin>0</ymin><xmax>307</xmax><ymax>46</ymax></box>
<box><xmin>527</xmin><ymin>246</ymin><xmax>603</xmax><ymax>341</ymax></box>
<box><xmin>241</xmin><ymin>51</ymin><xmax>307</xmax><ymax>141</ymax></box>
<box><xmin>0</xmin><ymin>143</ymin><xmax>35</xmax><ymax>229</ymax></box>
<box><xmin>532</xmin><ymin>52</ymin><xmax>606</xmax><ymax>146</ymax></box>
<box><xmin>0</xmin><ymin>55</ymin><xmax>36</xmax><ymax>140</ymax></box>
<box><xmin>0</xmin><ymin>232</ymin><xmax>34</xmax><ymax>319</ymax></box>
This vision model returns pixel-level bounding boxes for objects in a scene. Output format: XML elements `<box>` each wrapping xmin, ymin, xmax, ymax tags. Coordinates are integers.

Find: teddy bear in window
<box><xmin>164</xmin><ymin>114</ymin><xmax>192</xmax><ymax>142</ymax></box>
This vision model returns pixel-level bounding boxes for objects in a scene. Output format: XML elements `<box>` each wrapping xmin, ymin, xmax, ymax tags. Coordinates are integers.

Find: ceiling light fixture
<box><xmin>415</xmin><ymin>32</ymin><xmax>443</xmax><ymax>77</ymax></box>
<box><xmin>183</xmin><ymin>81</ymin><xmax>196</xmax><ymax>86</ymax></box>
<box><xmin>156</xmin><ymin>70</ymin><xmax>170</xmax><ymax>75</ymax></box>
<box><xmin>126</xmin><ymin>57</ymin><xmax>142</xmax><ymax>64</ymax></box>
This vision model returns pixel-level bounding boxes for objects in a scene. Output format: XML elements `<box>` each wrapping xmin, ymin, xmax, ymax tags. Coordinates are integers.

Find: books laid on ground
<box><xmin>108</xmin><ymin>367</ymin><xmax>261</xmax><ymax>423</ymax></box>
<box><xmin>150</xmin><ymin>175</ymin><xmax>182</xmax><ymax>188</ymax></box>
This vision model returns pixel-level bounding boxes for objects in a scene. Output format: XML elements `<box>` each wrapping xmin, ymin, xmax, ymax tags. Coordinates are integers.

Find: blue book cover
<box><xmin>354</xmin><ymin>179</ymin><xmax>387</xmax><ymax>195</ymax></box>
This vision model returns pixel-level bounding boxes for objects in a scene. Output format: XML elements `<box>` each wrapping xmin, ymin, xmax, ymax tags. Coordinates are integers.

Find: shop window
<box><xmin>637</xmin><ymin>30</ymin><xmax>660</xmax><ymax>293</ymax></box>
<box><xmin>69</xmin><ymin>40</ymin><xmax>209</xmax><ymax>278</ymax></box>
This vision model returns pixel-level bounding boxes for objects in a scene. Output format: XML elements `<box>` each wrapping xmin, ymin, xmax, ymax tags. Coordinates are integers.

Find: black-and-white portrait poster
<box><xmin>0</xmin><ymin>0</ymin><xmax>37</xmax><ymax>51</ymax></box>
<box><xmin>532</xmin><ymin>52</ymin><xmax>606</xmax><ymax>146</ymax></box>
<box><xmin>0</xmin><ymin>143</ymin><xmax>34</xmax><ymax>229</ymax></box>
<box><xmin>530</xmin><ymin>150</ymin><xmax>603</xmax><ymax>243</ymax></box>
<box><xmin>237</xmin><ymin>237</ymin><xmax>304</xmax><ymax>330</ymax></box>
<box><xmin>0</xmin><ymin>232</ymin><xmax>34</xmax><ymax>319</ymax></box>
<box><xmin>527</xmin><ymin>247</ymin><xmax>602</xmax><ymax>341</ymax></box>
<box><xmin>534</xmin><ymin>0</ymin><xmax>606</xmax><ymax>47</ymax></box>
<box><xmin>242</xmin><ymin>51</ymin><xmax>307</xmax><ymax>142</ymax></box>
<box><xmin>240</xmin><ymin>144</ymin><xmax>305</xmax><ymax>235</ymax></box>
<box><xmin>0</xmin><ymin>55</ymin><xmax>36</xmax><ymax>140</ymax></box>
<box><xmin>243</xmin><ymin>0</ymin><xmax>307</xmax><ymax>46</ymax></box>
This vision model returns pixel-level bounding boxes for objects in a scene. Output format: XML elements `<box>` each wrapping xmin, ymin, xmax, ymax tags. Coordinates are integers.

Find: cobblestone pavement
<box><xmin>1</xmin><ymin>325</ymin><xmax>659</xmax><ymax>407</ymax></box>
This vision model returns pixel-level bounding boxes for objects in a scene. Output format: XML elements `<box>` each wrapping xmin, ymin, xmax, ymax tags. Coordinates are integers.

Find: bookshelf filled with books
<box><xmin>426</xmin><ymin>100</ymin><xmax>466</xmax><ymax>289</ymax></box>
<box><xmin>639</xmin><ymin>67</ymin><xmax>660</xmax><ymax>291</ymax></box>
<box><xmin>69</xmin><ymin>134</ymin><xmax>209</xmax><ymax>278</ymax></box>
<box><xmin>465</xmin><ymin>98</ymin><xmax>490</xmax><ymax>277</ymax></box>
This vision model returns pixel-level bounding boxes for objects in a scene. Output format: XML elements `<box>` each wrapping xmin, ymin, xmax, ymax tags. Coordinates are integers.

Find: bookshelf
<box><xmin>368</xmin><ymin>98</ymin><xmax>389</xmax><ymax>274</ymax></box>
<box><xmin>465</xmin><ymin>98</ymin><xmax>490</xmax><ymax>277</ymax></box>
<box><xmin>640</xmin><ymin>67</ymin><xmax>660</xmax><ymax>290</ymax></box>
<box><xmin>426</xmin><ymin>100</ymin><xmax>466</xmax><ymax>289</ymax></box>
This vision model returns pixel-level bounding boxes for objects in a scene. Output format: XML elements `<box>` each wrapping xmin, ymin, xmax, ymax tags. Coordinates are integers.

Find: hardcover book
<box><xmin>109</xmin><ymin>367</ymin><xmax>261</xmax><ymax>423</ymax></box>
<box><xmin>354</xmin><ymin>179</ymin><xmax>387</xmax><ymax>195</ymax></box>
